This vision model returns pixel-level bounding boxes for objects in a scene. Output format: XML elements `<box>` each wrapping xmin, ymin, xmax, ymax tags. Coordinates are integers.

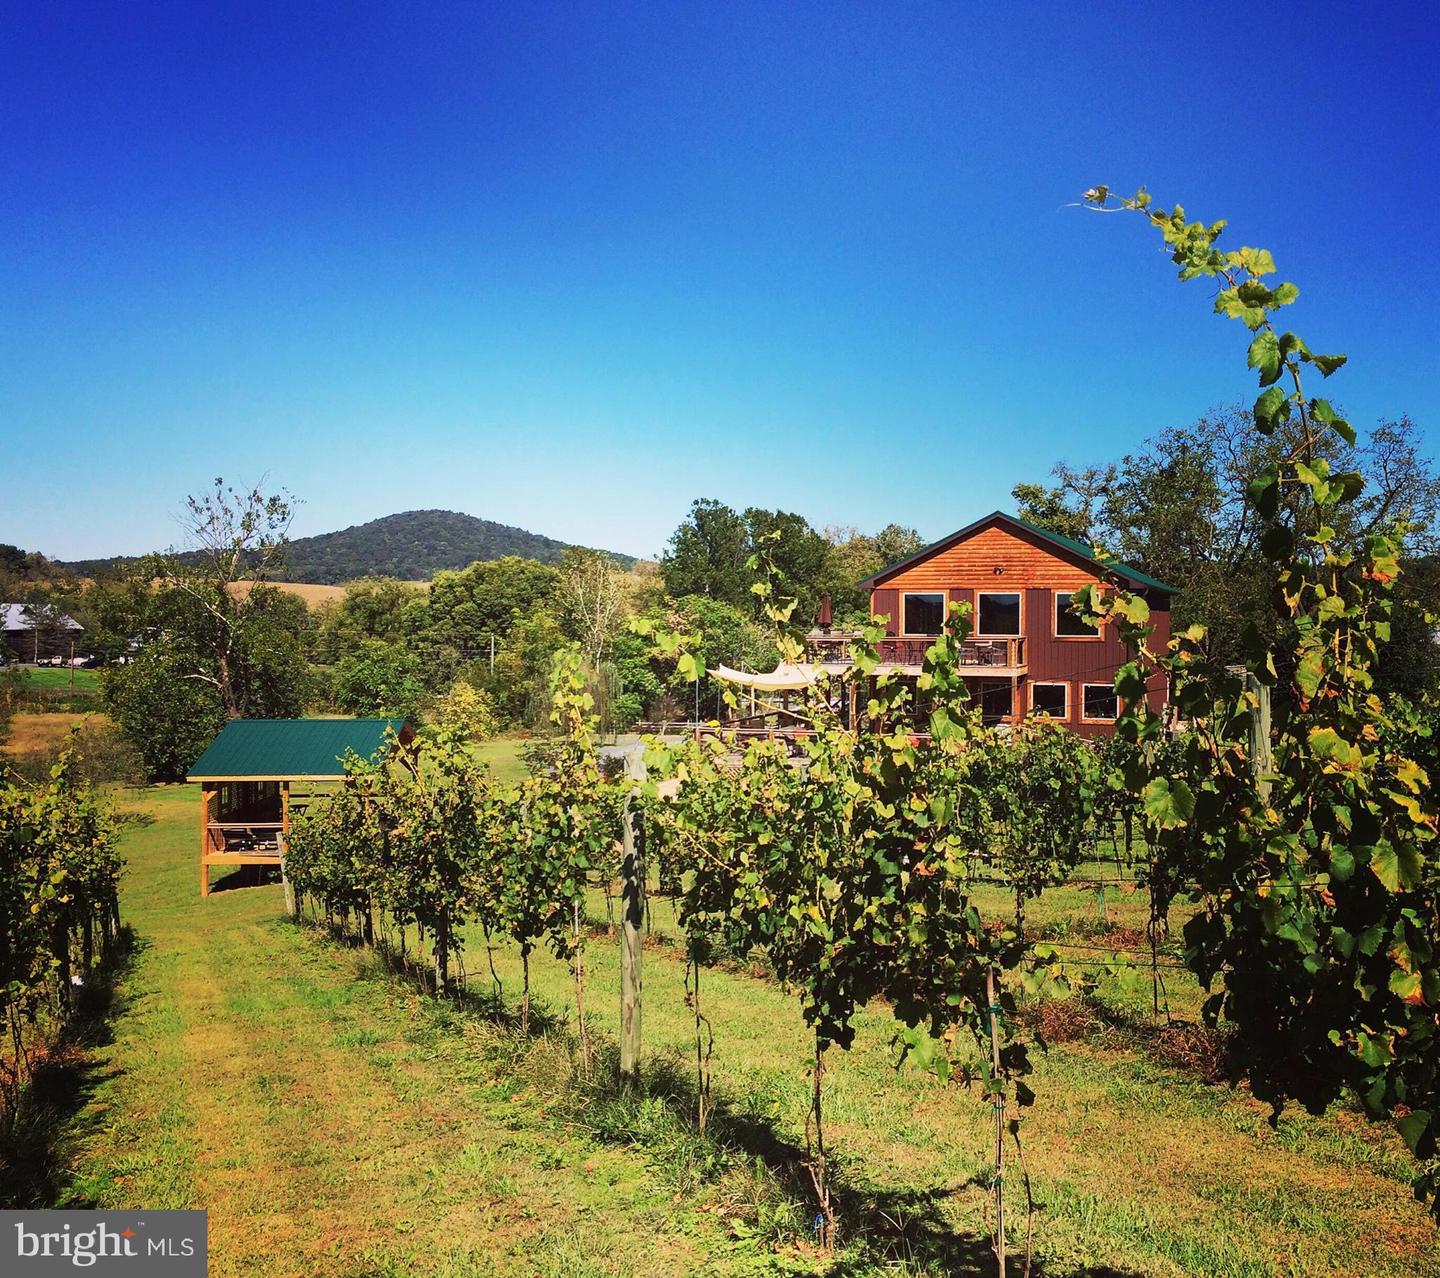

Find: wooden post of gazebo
<box><xmin>280</xmin><ymin>779</ymin><xmax>296</xmax><ymax>917</ymax></box>
<box><xmin>199</xmin><ymin>787</ymin><xmax>214</xmax><ymax>897</ymax></box>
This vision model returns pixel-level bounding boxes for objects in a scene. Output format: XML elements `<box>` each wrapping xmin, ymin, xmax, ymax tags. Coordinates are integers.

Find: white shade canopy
<box><xmin>708</xmin><ymin>662</ymin><xmax>824</xmax><ymax>691</ymax></box>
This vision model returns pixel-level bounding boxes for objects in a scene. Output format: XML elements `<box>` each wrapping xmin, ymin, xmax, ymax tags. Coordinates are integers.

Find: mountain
<box><xmin>277</xmin><ymin>510</ymin><xmax>636</xmax><ymax>583</ymax></box>
<box><xmin>63</xmin><ymin>510</ymin><xmax>638</xmax><ymax>585</ymax></box>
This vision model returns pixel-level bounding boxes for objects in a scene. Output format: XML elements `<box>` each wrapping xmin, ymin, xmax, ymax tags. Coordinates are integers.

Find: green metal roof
<box><xmin>858</xmin><ymin>511</ymin><xmax>1176</xmax><ymax>594</ymax></box>
<box><xmin>187</xmin><ymin>718</ymin><xmax>408</xmax><ymax>780</ymax></box>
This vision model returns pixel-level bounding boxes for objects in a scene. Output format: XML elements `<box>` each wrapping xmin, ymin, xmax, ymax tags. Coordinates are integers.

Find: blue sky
<box><xmin>2</xmin><ymin>2</ymin><xmax>1437</xmax><ymax>562</ymax></box>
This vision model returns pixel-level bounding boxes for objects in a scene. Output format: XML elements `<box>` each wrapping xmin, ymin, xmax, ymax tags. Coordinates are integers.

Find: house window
<box><xmin>1082</xmin><ymin>683</ymin><xmax>1120</xmax><ymax>721</ymax></box>
<box><xmin>902</xmin><ymin>592</ymin><xmax>945</xmax><ymax>636</ymax></box>
<box><xmin>978</xmin><ymin>681</ymin><xmax>1013</xmax><ymax>722</ymax></box>
<box><xmin>976</xmin><ymin>591</ymin><xmax>1021</xmax><ymax>636</ymax></box>
<box><xmin>1031</xmin><ymin>682</ymin><xmax>1068</xmax><ymax>719</ymax></box>
<box><xmin>1054</xmin><ymin>591</ymin><xmax>1100</xmax><ymax>638</ymax></box>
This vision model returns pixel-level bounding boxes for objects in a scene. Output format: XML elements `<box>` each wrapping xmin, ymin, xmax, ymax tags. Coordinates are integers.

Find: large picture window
<box><xmin>1054</xmin><ymin>591</ymin><xmax>1100</xmax><ymax>638</ymax></box>
<box><xmin>1031</xmin><ymin>682</ymin><xmax>1068</xmax><ymax>719</ymax></box>
<box><xmin>902</xmin><ymin>592</ymin><xmax>945</xmax><ymax>636</ymax></box>
<box><xmin>977</xmin><ymin>591</ymin><xmax>1021</xmax><ymax>636</ymax></box>
<box><xmin>1082</xmin><ymin>683</ymin><xmax>1120</xmax><ymax>721</ymax></box>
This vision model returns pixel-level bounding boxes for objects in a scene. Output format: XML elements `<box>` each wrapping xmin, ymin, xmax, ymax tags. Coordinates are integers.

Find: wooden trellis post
<box><xmin>1248</xmin><ymin>672</ymin><xmax>1274</xmax><ymax>801</ymax></box>
<box><xmin>619</xmin><ymin>749</ymin><xmax>647</xmax><ymax>1086</ymax></box>
<box><xmin>279</xmin><ymin>781</ymin><xmax>298</xmax><ymax>916</ymax></box>
<box><xmin>986</xmin><ymin>965</ymin><xmax>1007</xmax><ymax>1278</ymax></box>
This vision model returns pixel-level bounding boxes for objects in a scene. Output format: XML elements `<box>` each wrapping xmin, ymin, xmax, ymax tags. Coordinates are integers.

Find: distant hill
<box><xmin>63</xmin><ymin>510</ymin><xmax>637</xmax><ymax>585</ymax></box>
<box><xmin>276</xmin><ymin>510</ymin><xmax>637</xmax><ymax>583</ymax></box>
<box><xmin>1</xmin><ymin>543</ymin><xmax>66</xmax><ymax>584</ymax></box>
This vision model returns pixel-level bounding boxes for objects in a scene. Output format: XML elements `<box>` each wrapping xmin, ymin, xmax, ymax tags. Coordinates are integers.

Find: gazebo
<box><xmin>187</xmin><ymin>718</ymin><xmax>412</xmax><ymax>896</ymax></box>
<box><xmin>704</xmin><ymin>662</ymin><xmax>834</xmax><ymax>741</ymax></box>
<box><xmin>702</xmin><ymin>593</ymin><xmax>856</xmax><ymax>740</ymax></box>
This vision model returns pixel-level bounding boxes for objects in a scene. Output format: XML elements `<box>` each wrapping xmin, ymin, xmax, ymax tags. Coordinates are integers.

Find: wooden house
<box><xmin>808</xmin><ymin>512</ymin><xmax>1173</xmax><ymax>737</ymax></box>
<box><xmin>187</xmin><ymin>718</ymin><xmax>412</xmax><ymax>896</ymax></box>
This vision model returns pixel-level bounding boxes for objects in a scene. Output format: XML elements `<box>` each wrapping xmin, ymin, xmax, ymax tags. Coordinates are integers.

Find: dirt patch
<box><xmin>1031</xmin><ymin>995</ymin><xmax>1230</xmax><ymax>1083</ymax></box>
<box><xmin>1152</xmin><ymin>1021</ymin><xmax>1230</xmax><ymax>1083</ymax></box>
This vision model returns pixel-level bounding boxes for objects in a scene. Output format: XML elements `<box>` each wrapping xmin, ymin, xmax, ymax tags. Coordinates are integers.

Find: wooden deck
<box><xmin>807</xmin><ymin>633</ymin><xmax>1026</xmax><ymax>673</ymax></box>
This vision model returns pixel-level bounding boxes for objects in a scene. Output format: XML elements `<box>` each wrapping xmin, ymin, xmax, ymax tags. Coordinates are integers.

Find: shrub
<box><xmin>432</xmin><ymin>680</ymin><xmax>499</xmax><ymax>742</ymax></box>
<box><xmin>7</xmin><ymin>721</ymin><xmax>146</xmax><ymax>788</ymax></box>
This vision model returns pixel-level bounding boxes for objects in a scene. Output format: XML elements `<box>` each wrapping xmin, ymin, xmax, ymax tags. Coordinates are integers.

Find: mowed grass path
<box><xmin>65</xmin><ymin>787</ymin><xmax>732</xmax><ymax>1277</ymax></box>
<box><xmin>58</xmin><ymin>781</ymin><xmax>1440</xmax><ymax>1277</ymax></box>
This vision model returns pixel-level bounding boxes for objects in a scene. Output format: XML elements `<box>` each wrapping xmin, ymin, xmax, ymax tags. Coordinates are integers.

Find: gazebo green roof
<box><xmin>187</xmin><ymin>718</ymin><xmax>408</xmax><ymax>781</ymax></box>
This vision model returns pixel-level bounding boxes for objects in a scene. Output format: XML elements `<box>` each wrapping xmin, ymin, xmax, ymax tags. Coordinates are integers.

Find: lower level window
<box><xmin>1031</xmin><ymin>682</ymin><xmax>1068</xmax><ymax>718</ymax></box>
<box><xmin>1082</xmin><ymin>683</ymin><xmax>1120</xmax><ymax>720</ymax></box>
<box><xmin>978</xmin><ymin>682</ymin><xmax>1012</xmax><ymax>720</ymax></box>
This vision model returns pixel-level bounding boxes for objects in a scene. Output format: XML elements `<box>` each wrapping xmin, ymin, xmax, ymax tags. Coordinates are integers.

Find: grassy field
<box><xmin>472</xmin><ymin>736</ymin><xmax>533</xmax><ymax>783</ymax></box>
<box><xmin>229</xmin><ymin>580</ymin><xmax>433</xmax><ymax>607</ymax></box>
<box><xmin>37</xmin><ymin>779</ymin><xmax>1440</xmax><ymax>1277</ymax></box>
<box><xmin>9</xmin><ymin>666</ymin><xmax>102</xmax><ymax>692</ymax></box>
<box><xmin>0</xmin><ymin>710</ymin><xmax>112</xmax><ymax>756</ymax></box>
<box><xmin>229</xmin><ymin>580</ymin><xmax>350</xmax><ymax>607</ymax></box>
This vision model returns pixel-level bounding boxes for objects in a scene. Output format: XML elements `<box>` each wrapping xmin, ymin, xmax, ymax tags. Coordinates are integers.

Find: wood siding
<box><xmin>1023</xmin><ymin>589</ymin><xmax>1124</xmax><ymax>678</ymax></box>
<box><xmin>872</xmin><ymin>587</ymin><xmax>899</xmax><ymax>636</ymax></box>
<box><xmin>880</xmin><ymin>524</ymin><xmax>1097</xmax><ymax>591</ymax></box>
<box><xmin>948</xmin><ymin>587</ymin><xmax>974</xmax><ymax>627</ymax></box>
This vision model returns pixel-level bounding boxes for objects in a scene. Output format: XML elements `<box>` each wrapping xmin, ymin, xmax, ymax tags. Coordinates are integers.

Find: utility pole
<box><xmin>489</xmin><ymin>633</ymin><xmax>495</xmax><ymax>674</ymax></box>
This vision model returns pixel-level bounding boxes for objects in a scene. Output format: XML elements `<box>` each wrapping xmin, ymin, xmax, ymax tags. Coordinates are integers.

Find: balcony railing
<box><xmin>806</xmin><ymin>633</ymin><xmax>1026</xmax><ymax>670</ymax></box>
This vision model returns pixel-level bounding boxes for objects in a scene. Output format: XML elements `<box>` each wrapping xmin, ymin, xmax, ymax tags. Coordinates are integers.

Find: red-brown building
<box><xmin>813</xmin><ymin>512</ymin><xmax>1172</xmax><ymax>737</ymax></box>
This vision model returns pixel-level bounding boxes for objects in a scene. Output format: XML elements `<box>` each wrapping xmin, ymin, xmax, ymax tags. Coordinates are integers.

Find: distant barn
<box><xmin>2</xmin><ymin>602</ymin><xmax>84</xmax><ymax>662</ymax></box>
<box><xmin>187</xmin><ymin>718</ymin><xmax>413</xmax><ymax>896</ymax></box>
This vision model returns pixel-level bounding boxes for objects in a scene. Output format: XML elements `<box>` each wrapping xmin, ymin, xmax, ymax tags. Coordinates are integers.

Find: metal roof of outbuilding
<box><xmin>2</xmin><ymin>603</ymin><xmax>84</xmax><ymax>632</ymax></box>
<box><xmin>186</xmin><ymin>718</ymin><xmax>408</xmax><ymax>781</ymax></box>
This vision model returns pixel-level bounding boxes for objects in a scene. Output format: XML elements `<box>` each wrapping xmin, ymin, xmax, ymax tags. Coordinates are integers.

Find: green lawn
<box><xmin>44</xmin><ymin>784</ymin><xmax>1440</xmax><ymax>1277</ymax></box>
<box><xmin>471</xmin><ymin>736</ymin><xmax>530</xmax><ymax>783</ymax></box>
<box><xmin>12</xmin><ymin>666</ymin><xmax>103</xmax><ymax>692</ymax></box>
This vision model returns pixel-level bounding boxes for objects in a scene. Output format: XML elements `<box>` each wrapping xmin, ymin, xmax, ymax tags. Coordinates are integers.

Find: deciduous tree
<box><xmin>150</xmin><ymin>477</ymin><xmax>295</xmax><ymax>718</ymax></box>
<box><xmin>556</xmin><ymin>547</ymin><xmax>626</xmax><ymax>671</ymax></box>
<box><xmin>660</xmin><ymin>499</ymin><xmax>750</xmax><ymax>605</ymax></box>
